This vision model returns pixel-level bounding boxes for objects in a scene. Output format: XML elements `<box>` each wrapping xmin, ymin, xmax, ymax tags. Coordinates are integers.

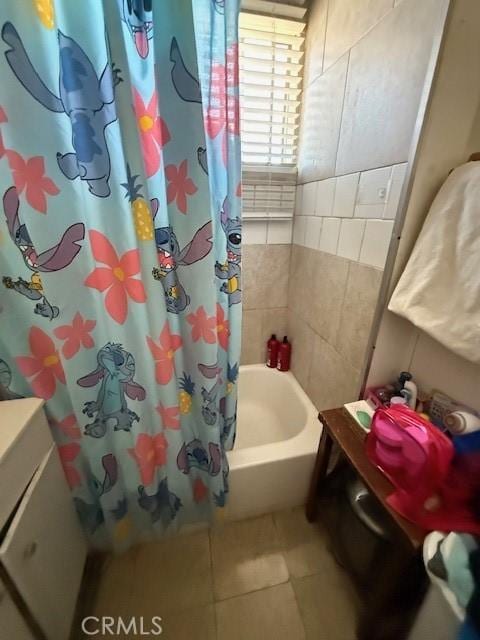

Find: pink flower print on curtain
<box><xmin>15</xmin><ymin>326</ymin><xmax>65</xmax><ymax>400</ymax></box>
<box><xmin>146</xmin><ymin>322</ymin><xmax>183</xmax><ymax>385</ymax></box>
<box><xmin>129</xmin><ymin>433</ymin><xmax>168</xmax><ymax>486</ymax></box>
<box><xmin>54</xmin><ymin>313</ymin><xmax>96</xmax><ymax>359</ymax></box>
<box><xmin>5</xmin><ymin>151</ymin><xmax>59</xmax><ymax>213</ymax></box>
<box><xmin>84</xmin><ymin>231</ymin><xmax>146</xmax><ymax>325</ymax></box>
<box><xmin>205</xmin><ymin>43</ymin><xmax>240</xmax><ymax>164</ymax></box>
<box><xmin>133</xmin><ymin>89</ymin><xmax>170</xmax><ymax>177</ymax></box>
<box><xmin>165</xmin><ymin>160</ymin><xmax>197</xmax><ymax>214</ymax></box>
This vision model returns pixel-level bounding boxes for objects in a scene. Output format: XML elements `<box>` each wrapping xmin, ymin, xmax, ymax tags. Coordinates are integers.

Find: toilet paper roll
<box><xmin>444</xmin><ymin>411</ymin><xmax>480</xmax><ymax>435</ymax></box>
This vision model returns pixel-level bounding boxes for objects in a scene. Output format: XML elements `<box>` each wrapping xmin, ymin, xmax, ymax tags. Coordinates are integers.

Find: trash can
<box><xmin>334</xmin><ymin>475</ymin><xmax>395</xmax><ymax>592</ymax></box>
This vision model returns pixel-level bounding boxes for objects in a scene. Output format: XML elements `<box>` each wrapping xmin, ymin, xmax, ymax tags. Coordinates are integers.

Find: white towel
<box><xmin>389</xmin><ymin>162</ymin><xmax>480</xmax><ymax>363</ymax></box>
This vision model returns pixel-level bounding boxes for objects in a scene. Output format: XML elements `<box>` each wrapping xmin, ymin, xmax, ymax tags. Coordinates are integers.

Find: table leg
<box><xmin>305</xmin><ymin>426</ymin><xmax>333</xmax><ymax>522</ymax></box>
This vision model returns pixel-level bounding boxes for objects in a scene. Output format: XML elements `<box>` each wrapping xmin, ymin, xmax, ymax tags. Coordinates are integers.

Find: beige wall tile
<box><xmin>241</xmin><ymin>306</ymin><xmax>287</xmax><ymax>368</ymax></box>
<box><xmin>292</xmin><ymin>572</ymin><xmax>360</xmax><ymax>640</ymax></box>
<box><xmin>287</xmin><ymin>309</ymin><xmax>316</xmax><ymax>391</ymax></box>
<box><xmin>323</xmin><ymin>0</ymin><xmax>392</xmax><ymax>71</ymax></box>
<box><xmin>288</xmin><ymin>247</ymin><xmax>350</xmax><ymax>346</ymax></box>
<box><xmin>262</xmin><ymin>307</ymin><xmax>288</xmax><ymax>344</ymax></box>
<box><xmin>336</xmin><ymin>0</ymin><xmax>443</xmax><ymax>175</ymax></box>
<box><xmin>241</xmin><ymin>309</ymin><xmax>263</xmax><ymax>365</ymax></box>
<box><xmin>298</xmin><ymin>53</ymin><xmax>349</xmax><ymax>182</ymax></box>
<box><xmin>216</xmin><ymin>583</ymin><xmax>305</xmax><ymax>640</ymax></box>
<box><xmin>307</xmin><ymin>334</ymin><xmax>362</xmax><ymax>410</ymax></box>
<box><xmin>305</xmin><ymin>251</ymin><xmax>350</xmax><ymax>344</ymax></box>
<box><xmin>288</xmin><ymin>245</ymin><xmax>317</xmax><ymax>331</ymax></box>
<box><xmin>242</xmin><ymin>245</ymin><xmax>291</xmax><ymax>310</ymax></box>
<box><xmin>303</xmin><ymin>0</ymin><xmax>328</xmax><ymax>87</ymax></box>
<box><xmin>335</xmin><ymin>262</ymin><xmax>384</xmax><ymax>371</ymax></box>
<box><xmin>210</xmin><ymin>514</ymin><xmax>289</xmax><ymax>601</ymax></box>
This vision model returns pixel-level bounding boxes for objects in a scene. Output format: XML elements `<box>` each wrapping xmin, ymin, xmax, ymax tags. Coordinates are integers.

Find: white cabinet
<box><xmin>0</xmin><ymin>399</ymin><xmax>87</xmax><ymax>640</ymax></box>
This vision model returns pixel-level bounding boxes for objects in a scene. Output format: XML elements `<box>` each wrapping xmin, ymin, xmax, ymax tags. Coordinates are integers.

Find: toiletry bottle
<box><xmin>266</xmin><ymin>334</ymin><xmax>279</xmax><ymax>368</ymax></box>
<box><xmin>444</xmin><ymin>411</ymin><xmax>480</xmax><ymax>435</ymax></box>
<box><xmin>403</xmin><ymin>380</ymin><xmax>418</xmax><ymax>410</ymax></box>
<box><xmin>394</xmin><ymin>371</ymin><xmax>412</xmax><ymax>394</ymax></box>
<box><xmin>277</xmin><ymin>336</ymin><xmax>291</xmax><ymax>371</ymax></box>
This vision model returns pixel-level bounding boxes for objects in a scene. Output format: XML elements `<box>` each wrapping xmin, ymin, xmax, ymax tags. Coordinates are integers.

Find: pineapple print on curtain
<box><xmin>0</xmin><ymin>0</ymin><xmax>241</xmax><ymax>550</ymax></box>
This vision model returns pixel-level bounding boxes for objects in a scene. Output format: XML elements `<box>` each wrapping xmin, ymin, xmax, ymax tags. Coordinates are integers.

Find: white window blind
<box><xmin>239</xmin><ymin>11</ymin><xmax>305</xmax><ymax>167</ymax></box>
<box><xmin>242</xmin><ymin>165</ymin><xmax>297</xmax><ymax>219</ymax></box>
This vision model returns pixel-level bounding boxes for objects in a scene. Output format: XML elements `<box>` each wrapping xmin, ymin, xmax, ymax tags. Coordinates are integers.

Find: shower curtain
<box><xmin>0</xmin><ymin>0</ymin><xmax>241</xmax><ymax>550</ymax></box>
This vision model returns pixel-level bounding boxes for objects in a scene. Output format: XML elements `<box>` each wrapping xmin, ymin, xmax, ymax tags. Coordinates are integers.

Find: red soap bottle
<box><xmin>277</xmin><ymin>336</ymin><xmax>291</xmax><ymax>372</ymax></box>
<box><xmin>266</xmin><ymin>334</ymin><xmax>280</xmax><ymax>368</ymax></box>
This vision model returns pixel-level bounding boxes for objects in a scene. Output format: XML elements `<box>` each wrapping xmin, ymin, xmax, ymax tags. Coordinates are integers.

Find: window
<box><xmin>239</xmin><ymin>11</ymin><xmax>306</xmax><ymax>167</ymax></box>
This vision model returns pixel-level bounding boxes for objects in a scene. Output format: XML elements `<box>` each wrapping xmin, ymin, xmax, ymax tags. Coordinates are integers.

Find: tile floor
<box><xmin>87</xmin><ymin>507</ymin><xmax>361</xmax><ymax>639</ymax></box>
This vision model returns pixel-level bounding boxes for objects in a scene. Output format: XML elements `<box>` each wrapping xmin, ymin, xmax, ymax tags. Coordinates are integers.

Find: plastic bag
<box><xmin>366</xmin><ymin>404</ymin><xmax>480</xmax><ymax>534</ymax></box>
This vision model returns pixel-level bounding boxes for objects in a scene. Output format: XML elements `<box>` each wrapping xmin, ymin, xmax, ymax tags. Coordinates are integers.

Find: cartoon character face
<box><xmin>220</xmin><ymin>198</ymin><xmax>241</xmax><ymax>264</ymax></box>
<box><xmin>13</xmin><ymin>223</ymin><xmax>38</xmax><ymax>269</ymax></box>
<box><xmin>137</xmin><ymin>479</ymin><xmax>182</xmax><ymax>525</ymax></box>
<box><xmin>185</xmin><ymin>442</ymin><xmax>209</xmax><ymax>471</ymax></box>
<box><xmin>201</xmin><ymin>386</ymin><xmax>218</xmax><ymax>425</ymax></box>
<box><xmin>122</xmin><ymin>0</ymin><xmax>153</xmax><ymax>58</ymax></box>
<box><xmin>2</xmin><ymin>186</ymin><xmax>85</xmax><ymax>326</ymax></box>
<box><xmin>154</xmin><ymin>226</ymin><xmax>179</xmax><ymax>275</ymax></box>
<box><xmin>97</xmin><ymin>343</ymin><xmax>135</xmax><ymax>381</ymax></box>
<box><xmin>176</xmin><ymin>440</ymin><xmax>221</xmax><ymax>476</ymax></box>
<box><xmin>224</xmin><ymin>218</ymin><xmax>241</xmax><ymax>264</ymax></box>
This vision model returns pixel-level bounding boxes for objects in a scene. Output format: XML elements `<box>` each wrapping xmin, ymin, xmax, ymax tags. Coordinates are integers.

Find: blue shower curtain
<box><xmin>0</xmin><ymin>0</ymin><xmax>241</xmax><ymax>550</ymax></box>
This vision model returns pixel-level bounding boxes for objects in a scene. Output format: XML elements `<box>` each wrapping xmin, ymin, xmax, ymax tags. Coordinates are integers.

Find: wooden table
<box><xmin>305</xmin><ymin>407</ymin><xmax>428</xmax><ymax>640</ymax></box>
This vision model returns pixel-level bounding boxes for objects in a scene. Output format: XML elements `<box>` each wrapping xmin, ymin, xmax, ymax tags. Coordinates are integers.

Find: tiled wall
<box><xmin>283</xmin><ymin>0</ymin><xmax>445</xmax><ymax>410</ymax></box>
<box><xmin>298</xmin><ymin>0</ymin><xmax>442</xmax><ymax>183</ymax></box>
<box><xmin>241</xmin><ymin>244</ymin><xmax>291</xmax><ymax>364</ymax></box>
<box><xmin>293</xmin><ymin>164</ymin><xmax>406</xmax><ymax>268</ymax></box>
<box><xmin>243</xmin><ymin>219</ymin><xmax>293</xmax><ymax>246</ymax></box>
<box><xmin>367</xmin><ymin>0</ymin><xmax>480</xmax><ymax>413</ymax></box>
<box><xmin>288</xmin><ymin>246</ymin><xmax>383</xmax><ymax>409</ymax></box>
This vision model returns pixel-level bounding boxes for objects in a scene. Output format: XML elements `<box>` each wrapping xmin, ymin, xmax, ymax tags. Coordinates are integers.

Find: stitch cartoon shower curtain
<box><xmin>0</xmin><ymin>0</ymin><xmax>241</xmax><ymax>550</ymax></box>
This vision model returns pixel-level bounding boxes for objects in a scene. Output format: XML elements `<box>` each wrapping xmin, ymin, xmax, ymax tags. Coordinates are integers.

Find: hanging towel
<box><xmin>389</xmin><ymin>162</ymin><xmax>480</xmax><ymax>363</ymax></box>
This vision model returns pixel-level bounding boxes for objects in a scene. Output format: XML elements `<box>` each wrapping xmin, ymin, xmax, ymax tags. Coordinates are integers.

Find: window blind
<box><xmin>239</xmin><ymin>12</ymin><xmax>306</xmax><ymax>167</ymax></box>
<box><xmin>242</xmin><ymin>165</ymin><xmax>297</xmax><ymax>219</ymax></box>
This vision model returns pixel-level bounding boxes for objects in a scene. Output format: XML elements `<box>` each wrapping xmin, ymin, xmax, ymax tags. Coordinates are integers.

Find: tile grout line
<box><xmin>289</xmin><ymin>577</ymin><xmax>308</xmax><ymax>640</ymax></box>
<box><xmin>298</xmin><ymin>160</ymin><xmax>408</xmax><ymax>186</ymax></box>
<box><xmin>333</xmin><ymin>48</ymin><xmax>351</xmax><ymax>176</ymax></box>
<box><xmin>207</xmin><ymin>526</ymin><xmax>220</xmax><ymax>639</ymax></box>
<box><xmin>321</xmin><ymin>0</ymin><xmax>330</xmax><ymax>76</ymax></box>
<box><xmin>317</xmin><ymin>2</ymin><xmax>396</xmax><ymax>78</ymax></box>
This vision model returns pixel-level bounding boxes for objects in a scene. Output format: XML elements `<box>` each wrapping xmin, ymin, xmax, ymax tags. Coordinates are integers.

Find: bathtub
<box><xmin>226</xmin><ymin>365</ymin><xmax>321</xmax><ymax>521</ymax></box>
